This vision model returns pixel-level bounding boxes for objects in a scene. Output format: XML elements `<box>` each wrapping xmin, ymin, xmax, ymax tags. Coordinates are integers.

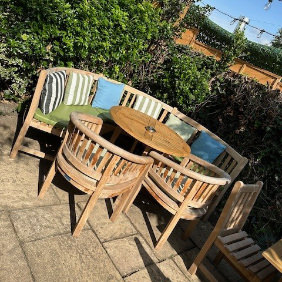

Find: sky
<box><xmin>196</xmin><ymin>0</ymin><xmax>282</xmax><ymax>45</ymax></box>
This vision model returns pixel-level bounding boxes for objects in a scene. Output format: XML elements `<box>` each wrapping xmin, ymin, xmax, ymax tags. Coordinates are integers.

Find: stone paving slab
<box><xmin>78</xmin><ymin>199</ymin><xmax>137</xmax><ymax>242</ymax></box>
<box><xmin>0</xmin><ymin>212</ymin><xmax>33</xmax><ymax>282</ymax></box>
<box><xmin>23</xmin><ymin>230</ymin><xmax>122</xmax><ymax>282</ymax></box>
<box><xmin>0</xmin><ymin>155</ymin><xmax>60</xmax><ymax>210</ymax></box>
<box><xmin>172</xmin><ymin>247</ymin><xmax>227</xmax><ymax>282</ymax></box>
<box><xmin>180</xmin><ymin>219</ymin><xmax>218</xmax><ymax>260</ymax></box>
<box><xmin>126</xmin><ymin>203</ymin><xmax>194</xmax><ymax>261</ymax></box>
<box><xmin>124</xmin><ymin>259</ymin><xmax>189</xmax><ymax>282</ymax></box>
<box><xmin>103</xmin><ymin>234</ymin><xmax>158</xmax><ymax>277</ymax></box>
<box><xmin>10</xmin><ymin>204</ymin><xmax>89</xmax><ymax>242</ymax></box>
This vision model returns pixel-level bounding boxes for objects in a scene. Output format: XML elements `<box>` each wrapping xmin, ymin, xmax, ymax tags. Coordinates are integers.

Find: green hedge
<box><xmin>0</xmin><ymin>0</ymin><xmax>172</xmax><ymax>100</ymax></box>
<box><xmin>188</xmin><ymin>8</ymin><xmax>282</xmax><ymax>76</ymax></box>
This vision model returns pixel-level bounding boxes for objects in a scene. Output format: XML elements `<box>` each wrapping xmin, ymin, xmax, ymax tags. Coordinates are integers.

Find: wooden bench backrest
<box><xmin>41</xmin><ymin>68</ymin><xmax>173</xmax><ymax>122</ymax></box>
<box><xmin>62</xmin><ymin>112</ymin><xmax>153</xmax><ymax>191</ymax></box>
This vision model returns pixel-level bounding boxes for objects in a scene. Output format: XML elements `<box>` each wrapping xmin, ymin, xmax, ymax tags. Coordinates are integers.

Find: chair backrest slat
<box><xmin>149</xmin><ymin>151</ymin><xmax>231</xmax><ymax>209</ymax></box>
<box><xmin>213</xmin><ymin>181</ymin><xmax>263</xmax><ymax>235</ymax></box>
<box><xmin>60</xmin><ymin>112</ymin><xmax>153</xmax><ymax>189</ymax></box>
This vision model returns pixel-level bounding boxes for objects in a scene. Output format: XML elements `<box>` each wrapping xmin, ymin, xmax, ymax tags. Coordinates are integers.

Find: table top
<box><xmin>110</xmin><ymin>106</ymin><xmax>191</xmax><ymax>157</ymax></box>
<box><xmin>262</xmin><ymin>239</ymin><xmax>282</xmax><ymax>273</ymax></box>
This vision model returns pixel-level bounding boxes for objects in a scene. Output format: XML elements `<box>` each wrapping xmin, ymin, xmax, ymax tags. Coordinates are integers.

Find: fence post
<box><xmin>239</xmin><ymin>64</ymin><xmax>246</xmax><ymax>74</ymax></box>
<box><xmin>174</xmin><ymin>4</ymin><xmax>191</xmax><ymax>27</ymax></box>
<box><xmin>271</xmin><ymin>77</ymin><xmax>281</xmax><ymax>90</ymax></box>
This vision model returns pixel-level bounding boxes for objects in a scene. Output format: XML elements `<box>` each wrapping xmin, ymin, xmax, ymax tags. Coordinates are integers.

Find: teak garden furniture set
<box><xmin>9</xmin><ymin>67</ymin><xmax>275</xmax><ymax>280</ymax></box>
<box><xmin>10</xmin><ymin>67</ymin><xmax>248</xmax><ymax>221</ymax></box>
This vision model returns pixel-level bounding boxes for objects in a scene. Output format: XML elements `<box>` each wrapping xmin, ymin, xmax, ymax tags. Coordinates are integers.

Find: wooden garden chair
<box><xmin>187</xmin><ymin>181</ymin><xmax>278</xmax><ymax>281</ymax></box>
<box><xmin>142</xmin><ymin>151</ymin><xmax>231</xmax><ymax>250</ymax></box>
<box><xmin>170</xmin><ymin>108</ymin><xmax>248</xmax><ymax>221</ymax></box>
<box><xmin>38</xmin><ymin>112</ymin><xmax>153</xmax><ymax>237</ymax></box>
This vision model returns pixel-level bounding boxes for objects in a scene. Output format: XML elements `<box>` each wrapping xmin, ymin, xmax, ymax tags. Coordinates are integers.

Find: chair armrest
<box><xmin>149</xmin><ymin>151</ymin><xmax>231</xmax><ymax>186</ymax></box>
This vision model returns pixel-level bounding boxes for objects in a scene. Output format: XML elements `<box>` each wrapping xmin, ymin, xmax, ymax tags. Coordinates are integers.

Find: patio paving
<box><xmin>0</xmin><ymin>113</ymin><xmax>242</xmax><ymax>281</ymax></box>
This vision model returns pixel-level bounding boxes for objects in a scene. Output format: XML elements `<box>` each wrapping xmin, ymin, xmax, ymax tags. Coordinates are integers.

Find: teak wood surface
<box><xmin>262</xmin><ymin>239</ymin><xmax>282</xmax><ymax>273</ymax></box>
<box><xmin>110</xmin><ymin>106</ymin><xmax>191</xmax><ymax>157</ymax></box>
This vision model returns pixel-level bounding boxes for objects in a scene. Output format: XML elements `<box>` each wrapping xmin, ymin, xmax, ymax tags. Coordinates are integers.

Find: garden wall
<box><xmin>176</xmin><ymin>28</ymin><xmax>282</xmax><ymax>91</ymax></box>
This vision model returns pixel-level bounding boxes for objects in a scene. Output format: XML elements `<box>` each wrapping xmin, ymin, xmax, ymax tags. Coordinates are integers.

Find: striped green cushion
<box><xmin>63</xmin><ymin>72</ymin><xmax>94</xmax><ymax>105</ymax></box>
<box><xmin>133</xmin><ymin>96</ymin><xmax>162</xmax><ymax>119</ymax></box>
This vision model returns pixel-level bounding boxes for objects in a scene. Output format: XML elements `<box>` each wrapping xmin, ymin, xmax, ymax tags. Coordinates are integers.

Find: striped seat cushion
<box><xmin>63</xmin><ymin>72</ymin><xmax>94</xmax><ymax>105</ymax></box>
<box><xmin>133</xmin><ymin>96</ymin><xmax>162</xmax><ymax>119</ymax></box>
<box><xmin>39</xmin><ymin>71</ymin><xmax>66</xmax><ymax>114</ymax></box>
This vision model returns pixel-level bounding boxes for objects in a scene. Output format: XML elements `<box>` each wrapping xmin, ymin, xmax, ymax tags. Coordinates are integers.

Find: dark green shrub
<box><xmin>150</xmin><ymin>46</ymin><xmax>214</xmax><ymax>112</ymax></box>
<box><xmin>192</xmin><ymin>72</ymin><xmax>282</xmax><ymax>247</ymax></box>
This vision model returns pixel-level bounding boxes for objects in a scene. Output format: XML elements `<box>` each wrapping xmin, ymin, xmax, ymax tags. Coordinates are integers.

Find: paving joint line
<box><xmin>83</xmin><ymin>213</ymin><xmax>125</xmax><ymax>280</ymax></box>
<box><xmin>7</xmin><ymin>211</ymin><xmax>36</xmax><ymax>282</ymax></box>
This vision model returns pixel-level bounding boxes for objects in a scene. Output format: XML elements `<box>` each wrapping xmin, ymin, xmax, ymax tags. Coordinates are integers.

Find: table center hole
<box><xmin>145</xmin><ymin>126</ymin><xmax>156</xmax><ymax>133</ymax></box>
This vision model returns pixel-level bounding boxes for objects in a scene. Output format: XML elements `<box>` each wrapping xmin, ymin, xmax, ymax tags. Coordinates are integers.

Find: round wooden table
<box><xmin>110</xmin><ymin>106</ymin><xmax>191</xmax><ymax>157</ymax></box>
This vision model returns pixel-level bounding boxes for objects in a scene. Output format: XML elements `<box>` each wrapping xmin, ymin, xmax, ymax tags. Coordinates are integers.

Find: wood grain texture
<box><xmin>262</xmin><ymin>239</ymin><xmax>282</xmax><ymax>273</ymax></box>
<box><xmin>143</xmin><ymin>150</ymin><xmax>231</xmax><ymax>250</ymax></box>
<box><xmin>187</xmin><ymin>181</ymin><xmax>278</xmax><ymax>281</ymax></box>
<box><xmin>110</xmin><ymin>106</ymin><xmax>191</xmax><ymax>157</ymax></box>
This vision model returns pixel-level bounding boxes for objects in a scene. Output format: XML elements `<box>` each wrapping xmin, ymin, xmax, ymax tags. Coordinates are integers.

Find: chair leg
<box><xmin>38</xmin><ymin>160</ymin><xmax>57</xmax><ymax>199</ymax></box>
<box><xmin>72</xmin><ymin>189</ymin><xmax>102</xmax><ymax>237</ymax></box>
<box><xmin>188</xmin><ymin>230</ymin><xmax>218</xmax><ymax>275</ymax></box>
<box><xmin>155</xmin><ymin>213</ymin><xmax>183</xmax><ymax>251</ymax></box>
<box><xmin>110</xmin><ymin>190</ymin><xmax>131</xmax><ymax>222</ymax></box>
<box><xmin>213</xmin><ymin>251</ymin><xmax>224</xmax><ymax>266</ymax></box>
<box><xmin>122</xmin><ymin>182</ymin><xmax>142</xmax><ymax>214</ymax></box>
<box><xmin>10</xmin><ymin>119</ymin><xmax>31</xmax><ymax>159</ymax></box>
<box><xmin>182</xmin><ymin>219</ymin><xmax>199</xmax><ymax>240</ymax></box>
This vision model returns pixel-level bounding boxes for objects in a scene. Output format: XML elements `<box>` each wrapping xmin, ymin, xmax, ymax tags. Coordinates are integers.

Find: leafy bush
<box><xmin>149</xmin><ymin>46</ymin><xmax>215</xmax><ymax>112</ymax></box>
<box><xmin>0</xmin><ymin>0</ymin><xmax>172</xmax><ymax>99</ymax></box>
<box><xmin>0</xmin><ymin>43</ymin><xmax>27</xmax><ymax>101</ymax></box>
<box><xmin>192</xmin><ymin>72</ymin><xmax>282</xmax><ymax>247</ymax></box>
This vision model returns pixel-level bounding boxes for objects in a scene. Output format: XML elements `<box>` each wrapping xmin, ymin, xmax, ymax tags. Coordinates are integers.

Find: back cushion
<box><xmin>191</xmin><ymin>131</ymin><xmax>226</xmax><ymax>163</ymax></box>
<box><xmin>63</xmin><ymin>72</ymin><xmax>94</xmax><ymax>105</ymax></box>
<box><xmin>40</xmin><ymin>71</ymin><xmax>66</xmax><ymax>114</ymax></box>
<box><xmin>91</xmin><ymin>77</ymin><xmax>124</xmax><ymax>110</ymax></box>
<box><xmin>165</xmin><ymin>114</ymin><xmax>196</xmax><ymax>141</ymax></box>
<box><xmin>133</xmin><ymin>96</ymin><xmax>162</xmax><ymax>119</ymax></box>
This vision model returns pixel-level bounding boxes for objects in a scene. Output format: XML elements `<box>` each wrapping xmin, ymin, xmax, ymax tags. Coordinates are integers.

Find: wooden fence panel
<box><xmin>176</xmin><ymin>29</ymin><xmax>282</xmax><ymax>91</ymax></box>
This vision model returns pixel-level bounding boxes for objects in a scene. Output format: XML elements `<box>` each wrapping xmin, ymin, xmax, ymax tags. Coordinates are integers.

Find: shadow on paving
<box><xmin>134</xmin><ymin>237</ymin><xmax>170</xmax><ymax>281</ymax></box>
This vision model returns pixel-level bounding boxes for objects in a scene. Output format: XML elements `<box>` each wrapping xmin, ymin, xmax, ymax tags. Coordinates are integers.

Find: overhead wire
<box><xmin>198</xmin><ymin>0</ymin><xmax>278</xmax><ymax>38</ymax></box>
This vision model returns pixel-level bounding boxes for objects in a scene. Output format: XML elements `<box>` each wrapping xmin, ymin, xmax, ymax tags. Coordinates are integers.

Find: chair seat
<box><xmin>215</xmin><ymin>231</ymin><xmax>277</xmax><ymax>281</ymax></box>
<box><xmin>34</xmin><ymin>103</ymin><xmax>113</xmax><ymax>129</ymax></box>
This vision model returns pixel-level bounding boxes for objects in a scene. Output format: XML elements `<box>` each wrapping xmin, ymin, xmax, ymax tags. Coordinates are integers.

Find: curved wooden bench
<box><xmin>10</xmin><ymin>67</ymin><xmax>173</xmax><ymax>160</ymax></box>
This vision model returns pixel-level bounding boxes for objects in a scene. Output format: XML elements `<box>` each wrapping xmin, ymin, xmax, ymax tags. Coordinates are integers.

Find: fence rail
<box><xmin>176</xmin><ymin>28</ymin><xmax>282</xmax><ymax>92</ymax></box>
